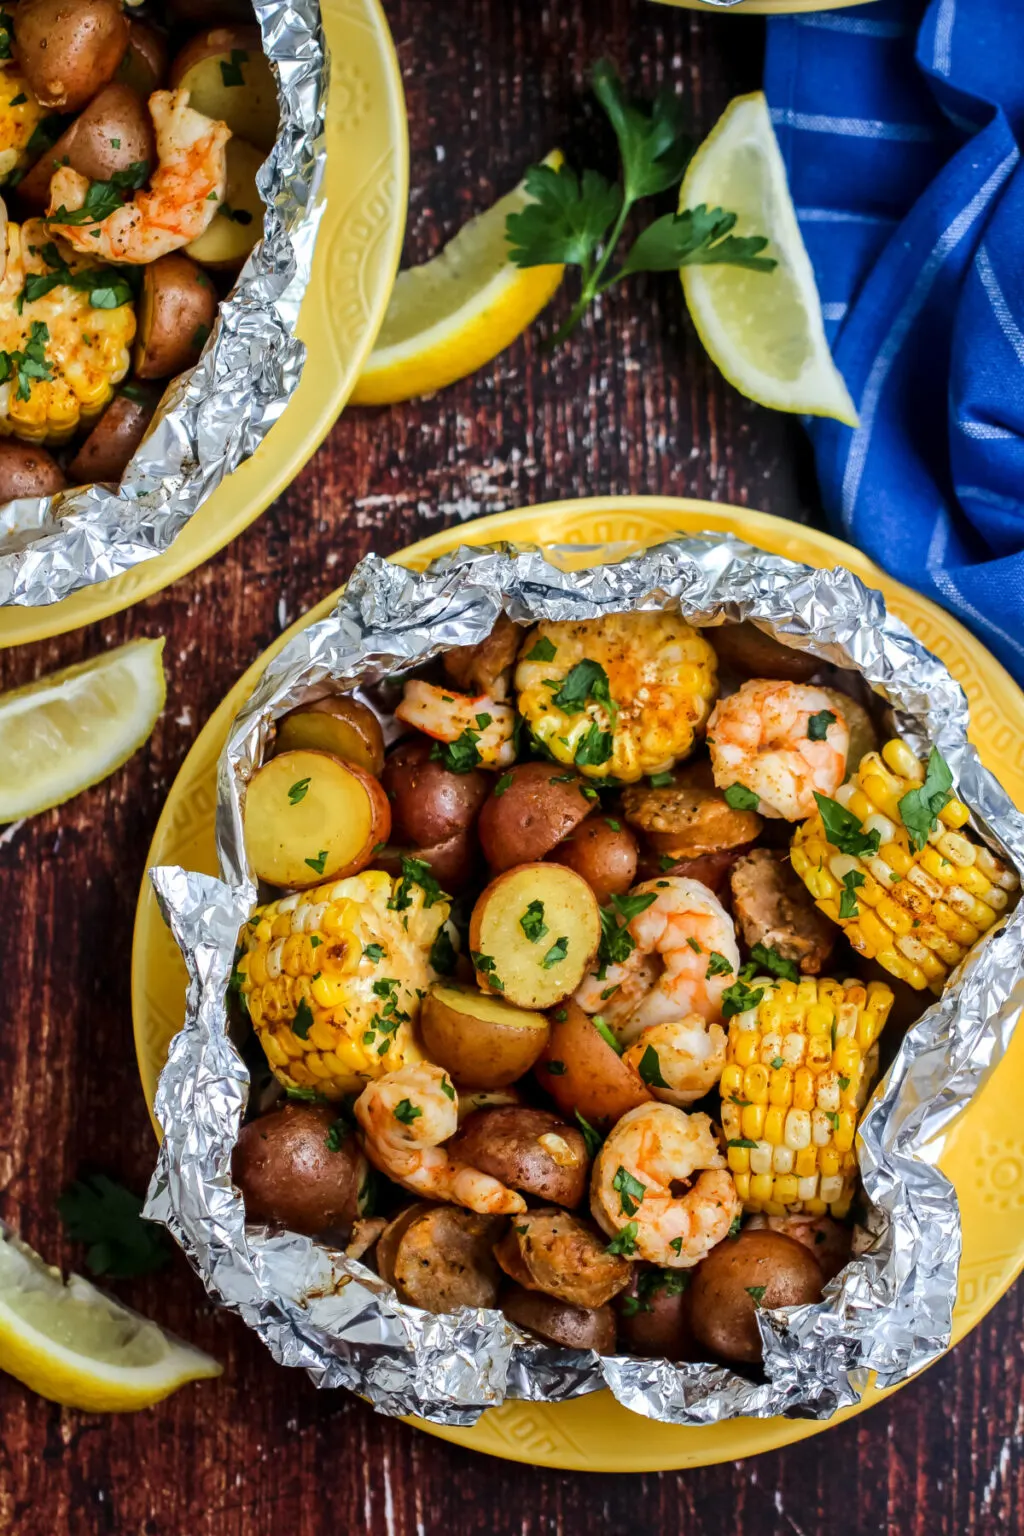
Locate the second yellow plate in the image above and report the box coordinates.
[0,0,408,649]
[132,496,1024,1471]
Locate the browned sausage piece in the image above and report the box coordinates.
[622,759,762,860]
[377,1203,506,1312]
[709,622,821,683]
[442,614,521,700]
[494,1208,631,1309]
[730,848,836,976]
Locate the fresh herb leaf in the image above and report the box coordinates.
[541,935,569,969]
[57,1175,170,1279]
[605,1220,638,1257]
[838,869,865,920]
[324,1119,349,1152]
[304,849,328,875]
[592,1015,622,1055]
[520,899,548,943]
[363,943,385,963]
[0,10,12,59]
[47,161,150,225]
[220,48,248,87]
[706,950,734,978]
[807,709,837,742]
[722,981,765,1019]
[658,854,676,872]
[745,1285,767,1305]
[0,320,53,401]
[292,998,314,1038]
[727,1137,758,1150]
[506,160,622,270]
[475,712,492,729]
[747,942,799,983]
[669,1235,683,1256]
[494,771,514,797]
[388,855,445,911]
[575,1109,602,1157]
[550,658,615,717]
[573,721,614,768]
[596,889,657,974]
[471,951,505,992]
[728,1216,742,1239]
[392,1098,422,1125]
[605,818,621,832]
[616,203,774,278]
[525,634,557,663]
[814,793,881,858]
[439,1075,455,1101]
[612,1165,646,1217]
[637,1044,669,1088]
[724,782,759,811]
[287,777,311,805]
[649,771,674,788]
[431,728,482,774]
[8,92,25,106]
[428,926,457,976]
[285,1085,320,1102]
[686,936,702,954]
[838,1075,850,1091]
[546,1059,567,1075]
[898,747,954,851]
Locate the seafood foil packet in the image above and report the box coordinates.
[146,534,1024,1426]
[0,0,326,607]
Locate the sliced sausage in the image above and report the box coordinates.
[729,848,835,975]
[622,759,763,859]
[442,614,521,700]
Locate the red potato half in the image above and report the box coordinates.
[0,439,66,499]
[468,862,600,1010]
[419,984,550,1089]
[243,749,390,889]
[477,761,593,873]
[68,390,156,484]
[17,83,156,208]
[116,20,168,96]
[133,255,219,381]
[536,999,652,1127]
[548,814,638,904]
[276,695,385,778]
[169,25,278,151]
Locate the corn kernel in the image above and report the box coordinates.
[721,1063,744,1098]
[769,1067,794,1106]
[797,1174,820,1203]
[745,1064,770,1103]
[772,1174,799,1206]
[741,1104,766,1141]
[795,1146,818,1179]
[727,1146,750,1175]
[764,1105,786,1147]
[750,1173,773,1204]
[784,1109,811,1150]
[734,1033,759,1067]
[772,1143,794,1175]
[835,1111,856,1153]
[793,1068,816,1110]
[819,1146,840,1180]
[734,1172,751,1201]
[805,1196,829,1217]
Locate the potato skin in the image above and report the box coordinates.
[615,1269,694,1359]
[169,25,278,151]
[442,614,520,698]
[689,1230,823,1365]
[133,255,218,381]
[469,862,600,1010]
[382,737,489,848]
[536,999,652,1128]
[232,1103,366,1237]
[449,1108,588,1206]
[68,391,155,484]
[494,1208,631,1308]
[708,622,820,683]
[501,1284,617,1354]
[548,814,638,904]
[375,1203,505,1313]
[243,748,391,889]
[116,19,168,96]
[419,986,549,1090]
[372,828,479,895]
[15,0,130,112]
[277,695,385,778]
[478,761,592,873]
[0,438,66,499]
[18,84,156,207]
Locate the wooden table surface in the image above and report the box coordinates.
[1,2,1022,1532]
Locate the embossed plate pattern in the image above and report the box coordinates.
[0,0,408,648]
[132,497,1024,1471]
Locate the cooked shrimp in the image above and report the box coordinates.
[354,1062,526,1215]
[707,678,849,820]
[591,1103,740,1267]
[621,1016,727,1107]
[46,90,230,263]
[395,680,516,768]
[574,877,740,1041]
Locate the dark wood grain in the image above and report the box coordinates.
[0,2,1020,1532]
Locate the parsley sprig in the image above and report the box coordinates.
[0,320,52,402]
[57,1174,170,1279]
[506,60,775,346]
[47,160,150,226]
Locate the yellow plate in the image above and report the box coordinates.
[0,0,407,650]
[132,496,1024,1471]
[653,0,874,12]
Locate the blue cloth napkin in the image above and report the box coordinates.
[764,0,1024,683]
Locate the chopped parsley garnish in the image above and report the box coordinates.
[814,793,881,858]
[392,1098,422,1125]
[721,981,765,1019]
[574,1109,602,1157]
[686,936,702,954]
[47,161,150,225]
[220,49,249,87]
[658,854,676,872]
[324,1119,349,1152]
[573,721,614,768]
[705,950,734,979]
[596,890,657,975]
[428,925,457,975]
[439,1075,455,1101]
[605,1220,638,1257]
[304,849,328,875]
[746,942,799,983]
[430,728,481,773]
[825,1110,840,1131]
[838,869,865,920]
[838,1075,850,1091]
[494,771,514,797]
[292,998,314,1039]
[669,1235,683,1256]
[388,855,445,911]
[612,1165,646,1216]
[546,1059,567,1075]
[649,771,674,788]
[471,951,505,992]
[363,943,385,963]
[728,1216,742,1239]
[519,899,548,943]
[475,712,492,729]
[592,1015,622,1055]
[724,782,760,811]
[287,777,311,805]
[771,1056,784,1070]
[605,818,621,832]
[807,709,837,742]
[898,747,954,850]
[745,1285,767,1305]
[726,1137,758,1150]
[553,1008,568,1022]
[0,320,52,401]
[541,936,569,969]
[637,1044,669,1088]
[550,658,616,720]
[525,635,557,663]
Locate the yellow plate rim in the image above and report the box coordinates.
[131,495,1024,1471]
[0,0,409,650]
[653,0,876,12]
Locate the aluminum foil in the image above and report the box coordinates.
[0,0,326,607]
[146,534,1024,1426]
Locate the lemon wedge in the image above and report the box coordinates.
[0,1226,220,1412]
[352,151,565,406]
[680,92,858,426]
[0,636,166,823]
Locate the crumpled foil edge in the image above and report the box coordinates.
[145,534,1024,1426]
[0,0,327,607]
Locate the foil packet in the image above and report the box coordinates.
[0,0,326,607]
[146,534,1024,1426]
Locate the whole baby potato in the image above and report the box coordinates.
[419,984,549,1089]
[382,736,489,848]
[232,1102,367,1236]
[276,694,385,778]
[477,761,593,873]
[501,1284,617,1354]
[116,19,168,96]
[615,1268,694,1359]
[548,813,638,904]
[449,1108,588,1206]
[689,1229,823,1365]
[15,0,130,113]
[17,84,155,207]
[0,438,66,499]
[133,254,219,381]
[67,389,156,484]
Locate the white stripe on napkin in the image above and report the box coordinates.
[933,0,957,76]
[976,246,1024,367]
[959,420,1017,441]
[927,509,1024,663]
[797,15,909,37]
[770,108,936,142]
[796,207,898,225]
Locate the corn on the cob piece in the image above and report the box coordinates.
[514,611,718,782]
[236,868,451,1100]
[721,975,894,1218]
[0,220,135,443]
[791,739,1018,993]
[0,65,47,185]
